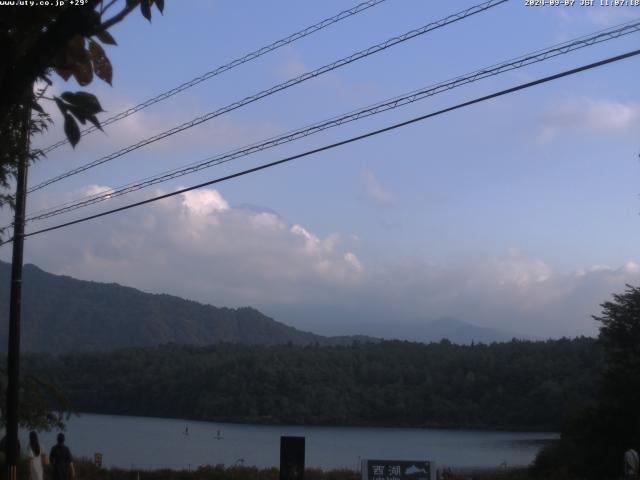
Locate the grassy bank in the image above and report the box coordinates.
[73,462,360,480]
[0,459,536,480]
[70,460,533,480]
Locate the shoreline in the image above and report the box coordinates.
[70,411,562,436]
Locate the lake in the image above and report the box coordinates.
[31,413,557,471]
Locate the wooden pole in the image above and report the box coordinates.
[5,94,31,480]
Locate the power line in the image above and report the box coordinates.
[28,0,507,194]
[6,47,638,245]
[23,19,640,223]
[40,0,390,155]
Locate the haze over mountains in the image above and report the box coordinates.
[264,305,524,344]
[0,261,524,353]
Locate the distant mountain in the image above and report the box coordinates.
[408,317,519,344]
[264,304,525,344]
[0,262,372,353]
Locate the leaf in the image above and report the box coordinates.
[71,58,93,86]
[63,113,81,147]
[87,114,103,131]
[140,0,151,21]
[65,91,104,115]
[83,9,102,34]
[126,0,139,7]
[154,0,164,13]
[54,96,67,114]
[31,101,44,115]
[67,105,87,125]
[67,34,85,53]
[66,34,92,86]
[54,67,72,82]
[95,29,117,46]
[89,40,112,85]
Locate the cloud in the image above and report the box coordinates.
[539,98,640,142]
[181,189,229,215]
[14,188,640,339]
[21,187,363,306]
[362,169,394,207]
[348,251,640,337]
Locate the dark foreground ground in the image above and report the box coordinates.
[9,459,534,480]
[73,461,531,480]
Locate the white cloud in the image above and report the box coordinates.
[344,252,363,273]
[21,187,364,306]
[362,169,394,207]
[539,98,640,142]
[351,251,640,337]
[14,187,640,339]
[624,261,640,274]
[181,189,229,216]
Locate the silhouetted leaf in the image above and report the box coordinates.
[81,9,102,35]
[60,92,74,103]
[63,91,104,115]
[154,0,164,13]
[54,97,67,113]
[54,67,72,82]
[66,35,92,86]
[75,92,104,114]
[140,0,151,21]
[71,59,93,86]
[67,105,87,125]
[87,114,103,131]
[95,29,117,46]
[31,101,44,115]
[63,113,81,147]
[89,40,112,85]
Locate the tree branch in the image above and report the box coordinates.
[100,0,119,16]
[100,3,138,31]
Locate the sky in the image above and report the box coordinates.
[3,0,640,339]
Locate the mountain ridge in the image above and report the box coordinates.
[0,261,346,353]
[0,261,519,353]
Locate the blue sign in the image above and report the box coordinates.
[362,460,433,480]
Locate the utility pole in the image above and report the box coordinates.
[5,94,31,480]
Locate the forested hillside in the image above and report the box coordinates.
[0,262,356,352]
[23,337,600,430]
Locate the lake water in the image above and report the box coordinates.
[30,413,557,471]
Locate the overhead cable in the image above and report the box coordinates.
[40,0,390,154]
[24,19,640,223]
[6,47,638,245]
[28,0,508,194]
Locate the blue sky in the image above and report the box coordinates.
[4,0,640,338]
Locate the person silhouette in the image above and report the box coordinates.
[624,448,639,480]
[28,431,44,480]
[50,433,74,480]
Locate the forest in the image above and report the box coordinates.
[21,337,600,431]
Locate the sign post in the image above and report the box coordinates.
[361,459,434,480]
[280,436,305,480]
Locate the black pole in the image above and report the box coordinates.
[5,97,31,480]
